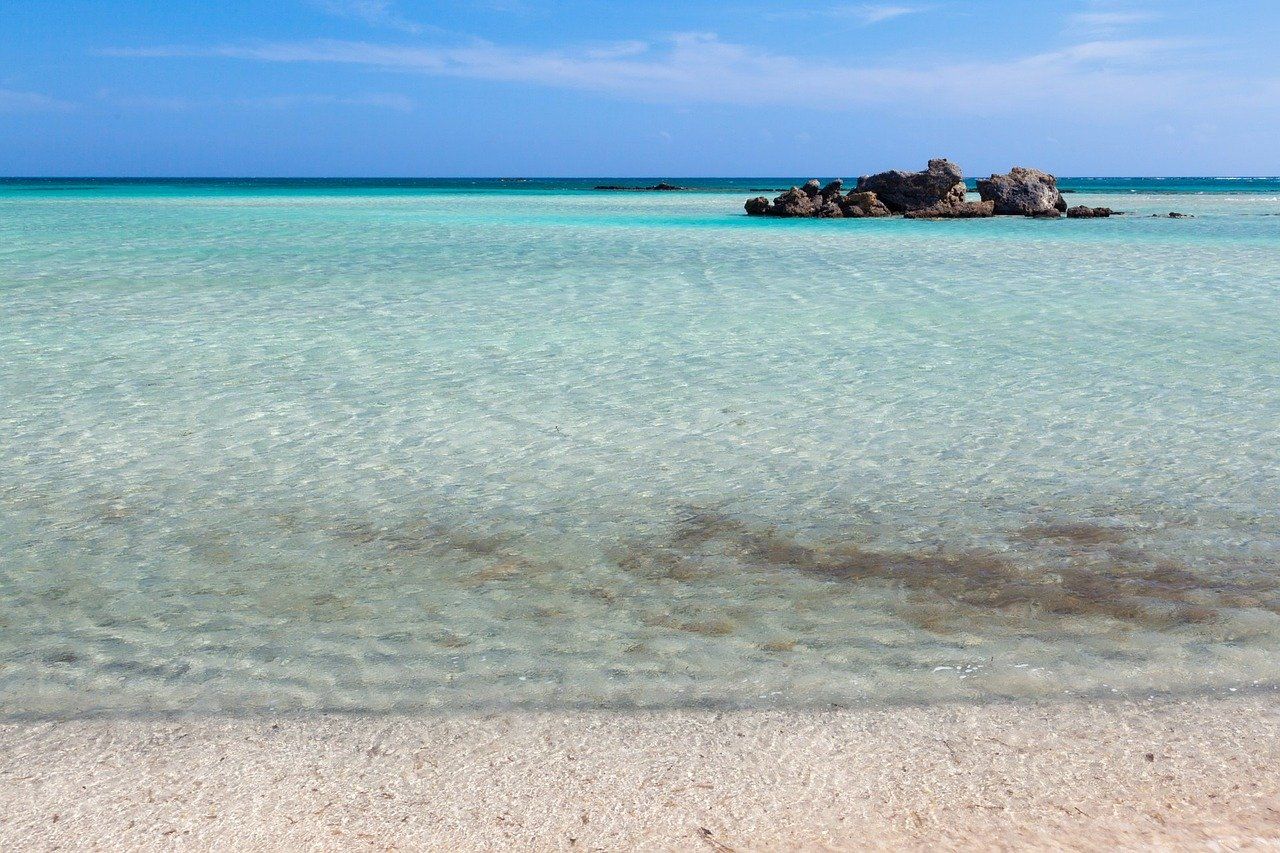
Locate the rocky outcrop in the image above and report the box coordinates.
[977,167,1067,216]
[853,159,966,213]
[842,191,892,218]
[744,179,891,218]
[1067,205,1115,218]
[903,200,995,219]
[742,160,1123,223]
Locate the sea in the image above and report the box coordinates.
[2,176,1278,716]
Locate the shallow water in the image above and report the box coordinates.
[2,179,1279,716]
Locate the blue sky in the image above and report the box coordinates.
[2,1,1278,176]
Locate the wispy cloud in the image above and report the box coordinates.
[102,33,1212,116]
[0,87,74,112]
[764,3,931,25]
[97,90,414,112]
[313,0,428,34]
[1065,0,1159,38]
[1067,10,1157,37]
[837,4,929,25]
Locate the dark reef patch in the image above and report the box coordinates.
[331,519,510,559]
[615,506,1280,634]
[1016,522,1128,546]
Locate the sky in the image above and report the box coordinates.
[2,0,1279,176]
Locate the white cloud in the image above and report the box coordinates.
[0,87,74,112]
[313,0,428,34]
[1067,10,1157,37]
[837,4,928,25]
[102,33,1209,115]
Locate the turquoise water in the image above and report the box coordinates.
[1,179,1279,716]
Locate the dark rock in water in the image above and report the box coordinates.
[854,158,966,213]
[815,200,845,218]
[842,191,891,218]
[770,186,818,217]
[594,182,687,191]
[977,167,1067,216]
[1067,205,1115,218]
[903,200,995,219]
[1028,209,1062,219]
[1168,211,1192,218]
[745,183,892,218]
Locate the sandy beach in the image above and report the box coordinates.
[2,694,1277,851]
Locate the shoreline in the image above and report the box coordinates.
[4,696,1278,850]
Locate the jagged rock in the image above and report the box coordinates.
[841,191,891,218]
[903,200,995,219]
[768,186,818,217]
[815,201,845,218]
[853,159,966,213]
[977,167,1067,215]
[745,181,887,218]
[1067,205,1115,218]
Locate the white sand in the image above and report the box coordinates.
[2,696,1278,851]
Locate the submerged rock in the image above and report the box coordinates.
[854,158,966,213]
[903,200,995,219]
[1067,205,1115,218]
[977,167,1068,216]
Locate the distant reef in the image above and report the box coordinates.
[745,160,1124,220]
[595,182,687,191]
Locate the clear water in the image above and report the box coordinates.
[1,179,1278,716]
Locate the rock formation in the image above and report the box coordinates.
[903,200,995,219]
[977,167,1068,216]
[742,160,1120,222]
[1066,205,1115,218]
[744,179,891,218]
[853,159,966,213]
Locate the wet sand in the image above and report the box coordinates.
[2,695,1278,851]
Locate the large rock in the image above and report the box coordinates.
[853,159,966,213]
[977,167,1067,216]
[903,200,995,219]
